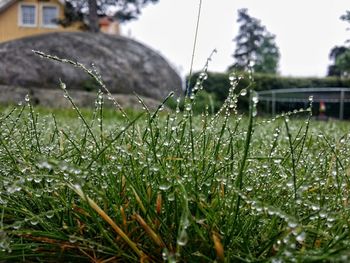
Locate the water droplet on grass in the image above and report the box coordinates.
[240,89,247,96]
[167,192,175,201]
[287,220,298,228]
[30,218,39,226]
[296,232,306,243]
[177,229,188,246]
[252,94,259,104]
[12,221,21,230]
[311,205,320,211]
[159,182,171,191]
[69,235,78,243]
[34,177,42,183]
[245,186,253,192]
[46,211,55,219]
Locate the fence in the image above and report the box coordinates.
[257,87,350,120]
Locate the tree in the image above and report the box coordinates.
[335,51,350,77]
[340,11,350,26]
[253,33,280,74]
[61,0,159,32]
[327,46,349,77]
[229,8,280,74]
[327,11,350,77]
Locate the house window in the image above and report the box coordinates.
[20,4,36,26]
[42,6,58,27]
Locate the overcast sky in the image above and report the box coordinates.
[122,0,349,78]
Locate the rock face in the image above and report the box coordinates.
[0,32,183,101]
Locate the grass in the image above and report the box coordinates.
[1,54,350,262]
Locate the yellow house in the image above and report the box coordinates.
[0,0,120,43]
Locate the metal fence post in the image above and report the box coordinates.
[272,91,276,116]
[339,89,345,120]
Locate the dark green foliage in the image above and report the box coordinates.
[230,9,280,74]
[327,11,350,77]
[81,79,99,92]
[166,91,221,114]
[61,0,159,31]
[327,46,350,77]
[59,1,85,29]
[190,71,350,105]
[253,34,280,74]
[335,50,350,77]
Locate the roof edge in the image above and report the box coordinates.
[0,0,16,13]
[0,0,66,13]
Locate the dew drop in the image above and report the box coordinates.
[287,220,298,229]
[159,182,171,191]
[245,186,253,192]
[167,192,175,201]
[177,229,188,246]
[296,232,306,243]
[252,108,257,117]
[240,89,247,96]
[12,221,21,230]
[30,218,39,226]
[46,211,55,219]
[69,235,78,243]
[34,177,42,183]
[251,91,259,104]
[311,205,320,211]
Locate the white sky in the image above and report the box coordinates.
[122,0,349,78]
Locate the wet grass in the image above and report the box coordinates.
[0,79,350,262]
[0,50,350,262]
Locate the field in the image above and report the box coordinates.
[0,79,350,263]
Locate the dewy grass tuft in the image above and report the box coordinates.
[0,51,350,261]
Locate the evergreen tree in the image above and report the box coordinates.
[327,11,350,78]
[229,9,280,74]
[327,46,349,77]
[340,10,350,32]
[253,33,280,74]
[61,0,159,32]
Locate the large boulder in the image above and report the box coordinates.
[0,32,183,101]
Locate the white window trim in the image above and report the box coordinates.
[18,3,38,28]
[40,3,59,28]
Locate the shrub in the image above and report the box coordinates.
[167,90,221,114]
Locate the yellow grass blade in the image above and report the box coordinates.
[70,184,146,258]
[134,213,166,248]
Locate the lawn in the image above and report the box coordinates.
[0,82,350,262]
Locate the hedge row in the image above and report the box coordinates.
[189,72,350,102]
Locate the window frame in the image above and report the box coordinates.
[40,3,59,28]
[18,3,37,28]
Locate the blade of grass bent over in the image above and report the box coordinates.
[69,184,146,258]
